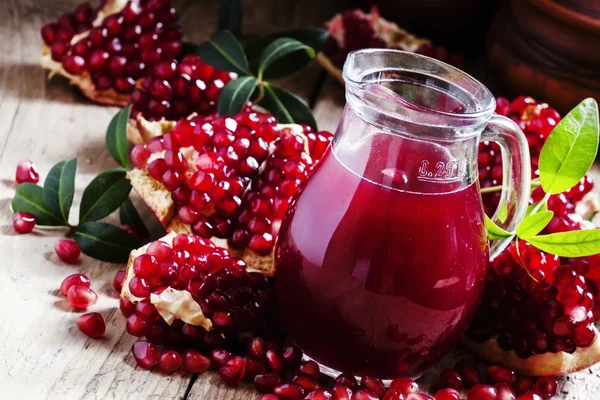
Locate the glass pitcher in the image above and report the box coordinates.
[274,49,531,379]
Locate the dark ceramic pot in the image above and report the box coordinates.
[486,0,600,113]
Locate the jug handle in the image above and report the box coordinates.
[481,115,532,259]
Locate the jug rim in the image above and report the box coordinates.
[342,49,496,130]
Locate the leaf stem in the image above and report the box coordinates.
[254,81,265,103]
[530,192,551,216]
[480,179,542,194]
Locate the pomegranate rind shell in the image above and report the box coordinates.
[461,330,600,376]
[128,168,174,228]
[128,114,178,145]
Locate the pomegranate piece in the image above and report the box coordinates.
[157,350,182,373]
[113,270,126,292]
[132,340,159,369]
[466,384,497,400]
[438,368,463,390]
[67,285,98,308]
[389,377,419,396]
[255,373,283,393]
[76,312,106,338]
[488,364,516,385]
[534,377,558,399]
[60,273,91,296]
[182,349,210,373]
[12,212,37,234]
[55,239,81,264]
[219,356,245,385]
[434,388,460,400]
[15,160,39,184]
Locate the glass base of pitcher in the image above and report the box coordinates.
[301,354,424,386]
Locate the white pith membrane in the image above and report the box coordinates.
[127,115,311,277]
[317,7,430,84]
[40,0,133,106]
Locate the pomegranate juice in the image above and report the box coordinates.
[274,138,489,378]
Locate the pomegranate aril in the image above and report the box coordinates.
[55,239,81,264]
[77,312,105,338]
[182,349,211,373]
[332,384,354,400]
[454,359,481,388]
[12,212,37,234]
[298,360,320,380]
[389,377,418,396]
[434,389,460,400]
[466,384,497,400]
[245,356,266,377]
[51,41,70,61]
[534,377,558,399]
[15,160,39,184]
[292,374,320,392]
[305,389,333,400]
[157,350,182,373]
[120,297,136,317]
[351,389,379,400]
[439,368,463,390]
[260,395,279,400]
[250,337,266,358]
[132,340,159,369]
[135,299,160,322]
[67,285,97,308]
[220,356,245,385]
[360,376,385,398]
[273,383,305,400]
[516,393,542,400]
[61,273,91,296]
[126,313,150,337]
[129,276,151,298]
[255,373,283,393]
[488,364,516,385]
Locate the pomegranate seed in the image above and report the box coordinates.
[331,384,353,400]
[282,345,302,370]
[534,377,558,399]
[126,313,149,337]
[15,160,39,183]
[157,350,182,373]
[135,299,160,322]
[113,270,126,292]
[120,297,136,317]
[129,276,151,298]
[389,377,418,395]
[63,55,86,75]
[274,383,305,400]
[60,273,91,296]
[434,388,460,400]
[351,389,379,400]
[360,376,385,398]
[516,392,542,400]
[12,212,37,234]
[133,254,159,278]
[260,395,279,400]
[67,285,97,308]
[250,337,266,358]
[77,312,105,338]
[131,144,152,169]
[255,373,282,393]
[292,374,320,392]
[220,356,245,385]
[245,356,266,377]
[299,360,320,380]
[406,395,433,400]
[51,41,70,61]
[515,376,535,396]
[488,364,516,385]
[265,350,283,373]
[454,359,481,388]
[439,368,463,390]
[466,384,497,400]
[305,389,333,400]
[132,340,159,369]
[495,383,516,400]
[182,349,210,373]
[210,348,233,367]
[55,239,81,264]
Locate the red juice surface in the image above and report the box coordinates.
[274,135,489,378]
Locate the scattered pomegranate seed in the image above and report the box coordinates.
[15,160,39,184]
[260,395,279,400]
[274,383,305,400]
[335,372,359,391]
[466,384,497,400]
[77,312,105,338]
[438,368,463,390]
[12,212,37,234]
[250,337,266,359]
[389,377,419,396]
[406,394,433,400]
[360,376,385,398]
[292,374,320,392]
[299,360,320,380]
[332,384,354,400]
[305,389,333,400]
[255,373,282,393]
[220,356,245,385]
[454,359,481,388]
[515,376,535,396]
[282,345,302,370]
[113,270,126,292]
[60,273,91,296]
[132,340,159,369]
[67,285,97,308]
[55,239,81,264]
[488,364,516,385]
[434,388,460,400]
[182,349,210,373]
[516,392,543,400]
[157,350,182,373]
[534,377,558,399]
[495,383,516,400]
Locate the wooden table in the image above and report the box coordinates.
[1,0,599,398]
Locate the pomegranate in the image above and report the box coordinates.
[128,109,333,275]
[55,239,81,264]
[319,6,462,84]
[77,312,106,337]
[12,212,37,234]
[15,160,39,184]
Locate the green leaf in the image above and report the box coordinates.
[75,221,140,263]
[497,201,508,224]
[528,229,600,257]
[246,27,329,72]
[218,0,243,37]
[257,38,315,80]
[260,83,317,130]
[119,198,149,238]
[485,214,513,241]
[12,183,64,226]
[516,210,554,239]
[106,105,131,168]
[43,158,77,224]
[196,30,251,75]
[218,77,258,116]
[539,98,599,194]
[526,201,548,216]
[79,168,132,223]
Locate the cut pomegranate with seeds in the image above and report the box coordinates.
[132,340,159,369]
[434,388,460,400]
[389,377,418,396]
[255,373,283,393]
[113,270,126,292]
[61,273,91,296]
[534,377,558,399]
[67,285,98,308]
[220,356,245,385]
[55,239,81,264]
[15,160,39,184]
[77,312,106,338]
[465,384,497,400]
[182,349,210,373]
[157,350,182,373]
[438,368,463,390]
[12,212,37,234]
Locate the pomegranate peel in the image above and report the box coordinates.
[127,114,177,145]
[462,331,600,376]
